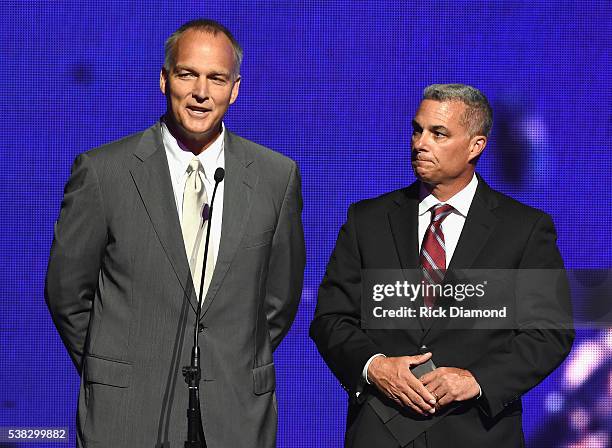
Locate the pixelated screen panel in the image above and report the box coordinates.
[0,1,610,447]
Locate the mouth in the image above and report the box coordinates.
[411,152,434,163]
[186,106,211,116]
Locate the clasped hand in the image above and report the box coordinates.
[367,353,480,415]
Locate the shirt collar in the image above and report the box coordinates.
[161,120,225,181]
[418,174,478,217]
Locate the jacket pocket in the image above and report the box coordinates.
[81,355,132,444]
[252,362,276,395]
[84,354,132,388]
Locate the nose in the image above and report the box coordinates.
[192,78,209,102]
[412,132,428,151]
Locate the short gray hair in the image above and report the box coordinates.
[163,19,243,78]
[423,84,493,137]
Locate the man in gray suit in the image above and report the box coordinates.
[45,19,305,448]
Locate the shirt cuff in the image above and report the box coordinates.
[363,353,386,384]
[477,384,482,399]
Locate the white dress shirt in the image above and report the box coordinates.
[363,174,479,384]
[417,174,478,258]
[161,121,225,279]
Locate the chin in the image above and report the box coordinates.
[417,173,443,187]
[182,121,215,136]
[414,169,431,181]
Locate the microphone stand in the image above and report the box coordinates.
[183,168,225,448]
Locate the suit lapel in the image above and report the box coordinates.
[423,177,500,340]
[199,131,257,318]
[387,183,426,336]
[447,178,499,271]
[129,123,196,311]
[388,183,420,270]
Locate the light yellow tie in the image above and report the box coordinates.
[182,158,214,305]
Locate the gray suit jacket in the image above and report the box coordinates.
[45,122,305,447]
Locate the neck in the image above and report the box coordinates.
[423,173,474,202]
[164,117,222,155]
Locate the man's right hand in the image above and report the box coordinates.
[367,353,437,415]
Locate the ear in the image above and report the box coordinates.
[467,135,487,163]
[229,76,241,105]
[160,68,168,95]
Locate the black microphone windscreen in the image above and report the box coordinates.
[214,167,225,182]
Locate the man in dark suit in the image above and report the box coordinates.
[45,19,305,447]
[310,84,573,447]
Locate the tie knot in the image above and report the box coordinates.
[187,158,202,174]
[431,204,454,223]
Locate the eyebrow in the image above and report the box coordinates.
[173,65,196,73]
[411,120,448,130]
[174,65,231,77]
[431,125,449,133]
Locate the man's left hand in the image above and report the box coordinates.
[419,367,480,408]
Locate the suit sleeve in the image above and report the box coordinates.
[468,212,574,418]
[45,153,108,373]
[309,204,383,395]
[264,162,306,351]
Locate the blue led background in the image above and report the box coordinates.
[1,1,610,447]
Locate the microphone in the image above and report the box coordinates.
[183,166,225,448]
[200,165,223,224]
[214,167,225,183]
[197,167,224,309]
